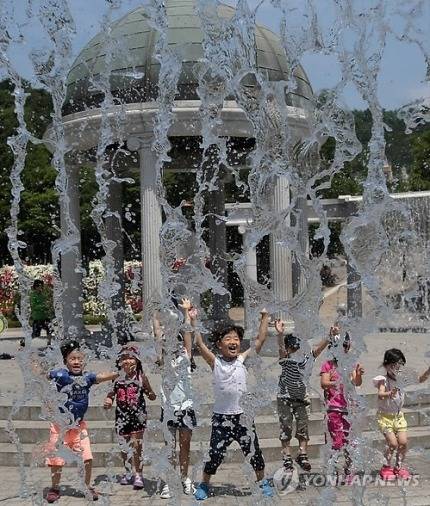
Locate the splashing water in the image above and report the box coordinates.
[0,0,429,504]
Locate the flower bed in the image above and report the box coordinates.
[0,261,143,321]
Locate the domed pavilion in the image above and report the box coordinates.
[46,0,314,339]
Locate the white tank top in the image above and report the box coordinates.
[213,355,247,415]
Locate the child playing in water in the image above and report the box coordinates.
[45,340,119,503]
[193,306,274,500]
[373,348,430,480]
[153,300,197,498]
[320,329,364,480]
[275,320,331,473]
[104,344,156,489]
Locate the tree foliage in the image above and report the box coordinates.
[0,78,429,264]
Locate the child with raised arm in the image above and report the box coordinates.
[320,330,364,481]
[275,320,330,473]
[373,348,430,481]
[193,307,274,501]
[45,340,119,503]
[153,301,197,499]
[104,344,156,490]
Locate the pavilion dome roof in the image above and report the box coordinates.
[65,0,313,114]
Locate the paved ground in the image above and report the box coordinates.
[2,455,430,505]
[2,277,430,504]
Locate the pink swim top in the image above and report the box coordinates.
[320,360,348,412]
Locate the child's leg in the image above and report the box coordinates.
[178,428,192,479]
[84,459,92,488]
[382,431,398,467]
[50,465,62,489]
[45,423,65,487]
[165,426,177,468]
[343,448,352,473]
[396,431,408,468]
[277,398,293,459]
[75,422,94,489]
[201,415,233,484]
[294,402,310,454]
[234,418,265,481]
[131,433,144,474]
[119,435,133,473]
[294,402,311,472]
[45,320,52,346]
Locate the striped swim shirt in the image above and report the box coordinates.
[278,352,315,400]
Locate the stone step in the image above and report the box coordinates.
[1,407,429,445]
[1,425,430,467]
[2,389,430,421]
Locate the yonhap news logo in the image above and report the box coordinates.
[274,469,420,494]
[303,473,420,488]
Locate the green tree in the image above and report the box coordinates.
[408,129,430,190]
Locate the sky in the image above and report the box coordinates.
[2,0,429,111]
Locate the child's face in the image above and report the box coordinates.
[286,345,299,356]
[65,350,85,375]
[119,354,137,375]
[218,330,241,359]
[386,361,404,378]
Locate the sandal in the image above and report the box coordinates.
[86,487,99,501]
[133,474,144,490]
[46,488,60,503]
[283,455,294,471]
[296,452,312,471]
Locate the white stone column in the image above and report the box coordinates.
[105,175,127,343]
[60,164,85,339]
[239,225,257,333]
[244,232,257,283]
[292,196,309,296]
[139,137,162,320]
[206,165,229,326]
[270,175,292,318]
[346,258,362,318]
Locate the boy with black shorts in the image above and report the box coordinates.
[193,307,274,500]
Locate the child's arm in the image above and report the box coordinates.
[312,327,333,358]
[186,301,215,370]
[179,298,193,358]
[242,309,270,359]
[351,363,364,386]
[141,372,157,400]
[96,371,119,384]
[418,366,430,383]
[254,309,270,354]
[103,389,115,409]
[275,319,287,359]
[377,382,397,399]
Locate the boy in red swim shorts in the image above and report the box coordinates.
[44,340,118,503]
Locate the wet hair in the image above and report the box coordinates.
[33,279,44,290]
[284,334,301,350]
[382,348,406,367]
[213,325,244,344]
[60,340,81,363]
[116,345,143,379]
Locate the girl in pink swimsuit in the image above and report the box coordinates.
[320,330,364,481]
